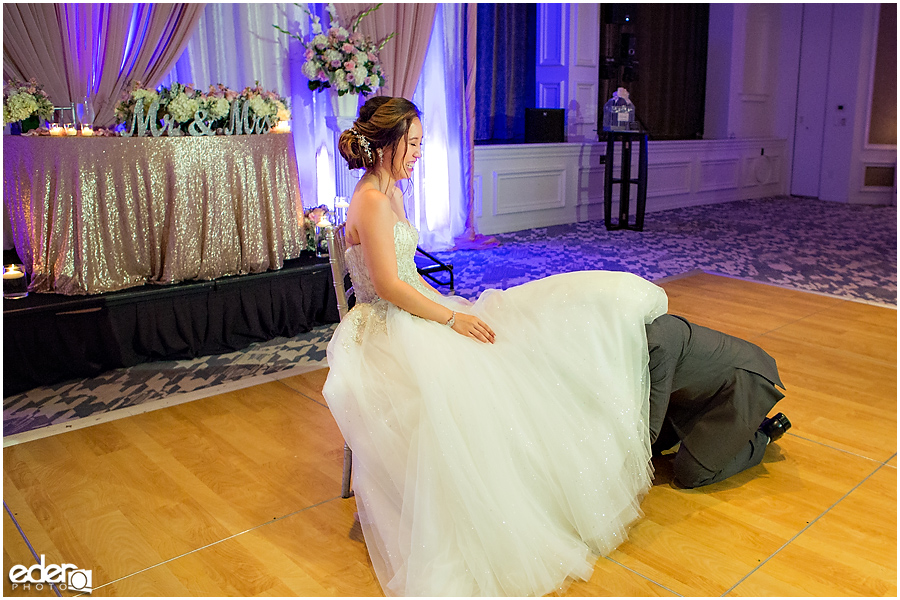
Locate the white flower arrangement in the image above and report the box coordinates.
[275,3,394,97]
[116,81,291,136]
[3,79,55,125]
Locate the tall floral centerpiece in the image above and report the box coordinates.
[3,79,54,134]
[275,3,394,119]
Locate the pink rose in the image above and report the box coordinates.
[331,59,342,68]
[344,60,356,71]
[342,43,354,53]
[224,90,238,101]
[305,48,314,60]
[368,52,377,62]
[346,72,356,83]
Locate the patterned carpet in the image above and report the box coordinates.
[4,196,896,439]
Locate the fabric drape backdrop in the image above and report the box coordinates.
[335,3,436,100]
[3,3,204,127]
[409,4,466,250]
[3,4,70,103]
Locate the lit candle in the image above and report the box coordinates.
[80,125,94,136]
[49,124,64,136]
[3,264,28,299]
[64,124,77,136]
[3,265,23,280]
[273,120,291,133]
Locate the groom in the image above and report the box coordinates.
[645,314,791,488]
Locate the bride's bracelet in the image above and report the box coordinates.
[444,311,456,328]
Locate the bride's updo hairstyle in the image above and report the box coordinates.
[338,96,421,173]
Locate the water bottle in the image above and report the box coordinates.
[602,87,635,131]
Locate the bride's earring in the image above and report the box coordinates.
[377,147,384,162]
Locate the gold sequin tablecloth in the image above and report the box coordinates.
[3,134,305,295]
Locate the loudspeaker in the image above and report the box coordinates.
[603,4,636,25]
[619,33,637,63]
[525,108,565,143]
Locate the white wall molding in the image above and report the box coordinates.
[474,139,788,235]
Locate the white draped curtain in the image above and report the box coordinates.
[410,4,469,250]
[3,3,204,126]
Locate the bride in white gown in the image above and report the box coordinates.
[322,97,668,596]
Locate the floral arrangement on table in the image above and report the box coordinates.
[275,3,394,97]
[115,81,291,137]
[3,79,55,131]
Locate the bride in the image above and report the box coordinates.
[322,96,668,596]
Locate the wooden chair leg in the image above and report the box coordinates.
[341,443,353,498]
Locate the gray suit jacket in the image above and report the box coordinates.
[645,314,785,471]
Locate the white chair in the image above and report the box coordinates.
[325,223,354,498]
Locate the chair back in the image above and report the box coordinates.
[325,221,357,499]
[325,223,354,320]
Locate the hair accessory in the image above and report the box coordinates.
[351,128,373,163]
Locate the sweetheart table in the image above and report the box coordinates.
[3,134,306,295]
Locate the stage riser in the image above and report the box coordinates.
[4,265,339,397]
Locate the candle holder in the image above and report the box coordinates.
[3,263,28,299]
[333,196,350,225]
[314,221,331,258]
[64,124,77,136]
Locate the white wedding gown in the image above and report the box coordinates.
[323,221,668,596]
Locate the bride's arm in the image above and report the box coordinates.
[355,191,494,343]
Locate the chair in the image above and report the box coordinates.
[325,223,355,498]
[415,246,455,294]
[324,225,456,499]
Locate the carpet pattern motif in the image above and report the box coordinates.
[4,196,895,437]
[432,196,897,306]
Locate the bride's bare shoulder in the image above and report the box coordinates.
[352,187,393,219]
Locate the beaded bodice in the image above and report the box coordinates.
[345,221,431,304]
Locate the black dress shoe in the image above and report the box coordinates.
[759,412,791,443]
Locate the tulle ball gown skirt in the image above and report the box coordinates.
[324,270,668,596]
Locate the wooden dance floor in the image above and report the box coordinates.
[4,273,896,596]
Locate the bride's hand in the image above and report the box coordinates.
[451,312,495,344]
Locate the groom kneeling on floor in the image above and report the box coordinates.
[646,314,792,488]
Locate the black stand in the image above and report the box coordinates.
[604,130,648,231]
